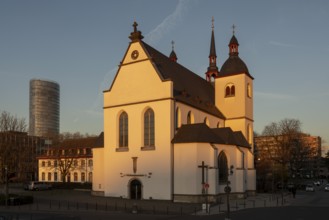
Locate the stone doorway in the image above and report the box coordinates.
[130,179,142,200]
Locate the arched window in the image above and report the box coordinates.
[218,151,228,183]
[225,84,235,97]
[247,83,252,98]
[248,124,252,144]
[225,86,230,97]
[204,117,209,126]
[231,85,235,96]
[175,107,181,129]
[119,111,128,147]
[81,172,85,182]
[187,111,194,124]
[187,111,191,124]
[144,108,155,146]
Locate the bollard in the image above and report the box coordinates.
[132,203,138,214]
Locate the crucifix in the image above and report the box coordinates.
[198,161,208,184]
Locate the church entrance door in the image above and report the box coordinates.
[130,179,142,200]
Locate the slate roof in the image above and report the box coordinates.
[218,35,254,79]
[142,42,225,119]
[172,123,251,149]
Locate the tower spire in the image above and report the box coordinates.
[229,24,239,56]
[205,17,219,82]
[169,40,178,62]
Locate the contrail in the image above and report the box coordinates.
[87,0,194,117]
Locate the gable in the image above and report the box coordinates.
[104,41,173,107]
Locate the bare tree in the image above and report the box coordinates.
[0,111,27,132]
[261,118,317,186]
[0,111,30,182]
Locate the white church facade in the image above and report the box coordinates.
[92,21,256,203]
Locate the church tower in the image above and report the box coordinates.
[205,17,219,82]
[215,25,254,147]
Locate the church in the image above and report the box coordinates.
[92,20,256,203]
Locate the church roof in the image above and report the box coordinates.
[219,55,252,79]
[142,42,225,119]
[218,34,254,79]
[172,123,224,144]
[172,123,251,149]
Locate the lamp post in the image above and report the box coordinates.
[224,165,234,220]
[4,166,8,207]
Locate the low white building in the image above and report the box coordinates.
[37,135,102,183]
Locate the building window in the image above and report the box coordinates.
[88,172,92,182]
[73,160,78,166]
[218,151,228,183]
[187,111,194,124]
[42,172,45,181]
[175,107,181,130]
[81,160,86,168]
[119,112,128,147]
[54,172,58,182]
[81,172,85,182]
[74,172,78,182]
[225,84,235,97]
[247,83,252,98]
[204,117,209,126]
[88,159,93,167]
[42,161,45,167]
[48,172,51,181]
[144,108,155,146]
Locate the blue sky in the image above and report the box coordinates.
[1,0,328,151]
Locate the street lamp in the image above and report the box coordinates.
[4,166,8,207]
[224,165,234,220]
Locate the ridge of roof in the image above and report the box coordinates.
[141,42,225,119]
[172,123,250,148]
